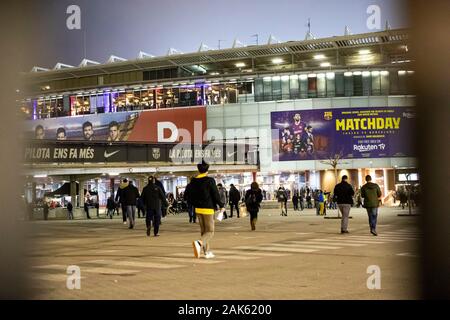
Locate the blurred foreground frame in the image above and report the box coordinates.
[411,0,450,299]
[0,0,449,300]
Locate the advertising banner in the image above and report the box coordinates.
[24,107,206,144]
[24,141,256,165]
[271,107,416,161]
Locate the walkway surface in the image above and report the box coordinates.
[24,206,421,299]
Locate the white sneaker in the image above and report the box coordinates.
[123,221,127,225]
[204,251,215,259]
[193,240,202,259]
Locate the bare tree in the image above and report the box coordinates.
[320,153,349,217]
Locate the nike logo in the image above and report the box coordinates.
[227,151,237,158]
[104,150,120,158]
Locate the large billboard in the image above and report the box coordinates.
[24,107,206,144]
[271,107,416,161]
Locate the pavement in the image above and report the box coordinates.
[24,206,422,300]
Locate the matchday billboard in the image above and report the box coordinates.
[271,107,416,161]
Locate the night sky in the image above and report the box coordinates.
[23,0,408,71]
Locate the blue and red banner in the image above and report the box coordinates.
[271,107,416,161]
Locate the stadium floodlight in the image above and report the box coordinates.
[54,62,74,70]
[79,59,100,67]
[314,54,326,60]
[232,38,246,48]
[344,72,353,77]
[31,66,50,72]
[107,55,127,63]
[359,49,371,55]
[235,62,246,68]
[33,174,47,178]
[320,62,331,67]
[138,51,155,59]
[353,71,362,76]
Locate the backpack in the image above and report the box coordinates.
[245,192,258,209]
[278,190,286,201]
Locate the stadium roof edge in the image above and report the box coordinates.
[23,28,410,78]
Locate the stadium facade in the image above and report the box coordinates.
[19,28,418,207]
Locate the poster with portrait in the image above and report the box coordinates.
[271,107,416,161]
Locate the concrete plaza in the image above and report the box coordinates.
[24,206,421,299]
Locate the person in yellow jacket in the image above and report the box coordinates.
[189,160,225,259]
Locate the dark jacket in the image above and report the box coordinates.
[361,182,382,208]
[155,179,167,208]
[189,174,224,214]
[229,186,241,204]
[333,181,355,205]
[276,189,287,202]
[245,188,263,212]
[115,181,129,204]
[141,182,167,211]
[67,202,73,211]
[106,198,115,210]
[122,183,140,206]
[184,182,192,205]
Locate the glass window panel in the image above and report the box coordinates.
[380,72,390,95]
[289,75,299,99]
[299,76,308,99]
[255,79,263,102]
[317,75,326,98]
[344,75,354,96]
[353,75,363,96]
[281,76,290,100]
[362,73,371,96]
[307,77,317,98]
[326,75,335,97]
[272,77,282,100]
[263,78,272,101]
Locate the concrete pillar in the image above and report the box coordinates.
[70,176,77,207]
[78,179,84,208]
[383,168,389,197]
[31,182,37,204]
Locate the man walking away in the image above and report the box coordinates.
[84,201,91,219]
[217,184,228,220]
[245,182,263,231]
[136,196,145,218]
[292,192,299,211]
[141,176,168,237]
[190,160,224,259]
[115,178,129,224]
[106,196,115,219]
[184,177,196,223]
[228,184,240,218]
[123,180,140,229]
[277,187,288,216]
[318,190,325,216]
[154,177,167,218]
[361,175,382,236]
[333,175,355,234]
[67,202,73,220]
